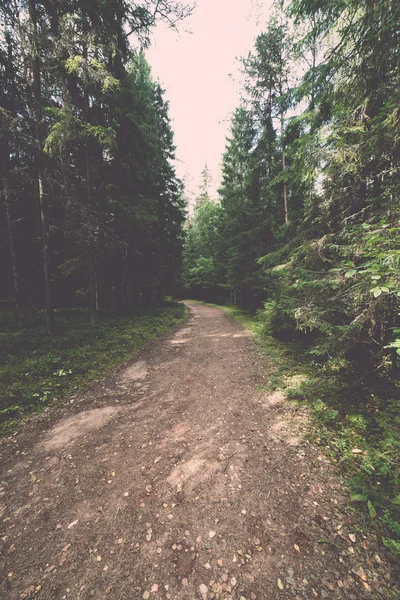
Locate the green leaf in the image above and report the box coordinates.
[350,493,367,503]
[345,269,357,278]
[317,538,332,544]
[381,286,390,293]
[371,287,382,298]
[371,275,381,280]
[391,495,400,506]
[368,500,377,519]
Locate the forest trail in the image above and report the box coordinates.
[0,303,394,600]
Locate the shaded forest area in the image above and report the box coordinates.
[183,0,400,556]
[0,0,192,329]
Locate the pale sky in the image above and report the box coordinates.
[146,0,273,203]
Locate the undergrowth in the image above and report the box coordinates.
[211,302,400,559]
[0,302,187,436]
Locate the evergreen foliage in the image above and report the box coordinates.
[183,0,400,371]
[0,0,192,328]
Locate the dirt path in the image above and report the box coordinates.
[0,303,396,600]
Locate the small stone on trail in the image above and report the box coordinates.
[67,519,78,529]
[199,583,208,597]
[151,584,158,592]
[143,592,150,600]
[209,531,216,539]
[20,585,35,599]
[362,582,370,591]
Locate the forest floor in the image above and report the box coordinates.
[0,302,398,600]
[0,304,186,436]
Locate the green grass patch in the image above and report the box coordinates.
[0,303,187,436]
[195,300,400,558]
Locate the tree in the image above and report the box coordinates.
[183,198,222,297]
[0,0,193,325]
[199,163,212,200]
[243,18,293,223]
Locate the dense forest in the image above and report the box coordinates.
[184,0,400,375]
[0,0,192,331]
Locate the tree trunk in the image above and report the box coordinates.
[86,151,97,325]
[3,176,20,308]
[82,34,98,325]
[281,107,288,224]
[85,145,97,325]
[28,0,54,332]
[38,172,54,331]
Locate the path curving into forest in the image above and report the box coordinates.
[0,303,395,600]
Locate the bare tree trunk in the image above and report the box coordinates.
[85,145,97,325]
[82,34,98,325]
[28,0,54,332]
[3,176,20,308]
[38,173,53,331]
[281,107,288,224]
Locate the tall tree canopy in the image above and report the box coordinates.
[0,0,192,330]
[183,0,400,368]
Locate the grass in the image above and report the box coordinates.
[191,301,400,559]
[0,302,187,436]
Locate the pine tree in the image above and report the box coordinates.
[0,0,192,323]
